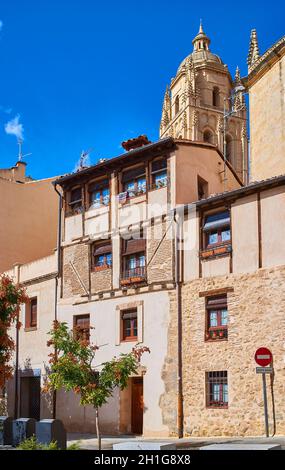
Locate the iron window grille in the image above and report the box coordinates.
[206,371,228,408]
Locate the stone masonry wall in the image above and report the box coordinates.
[62,244,89,298]
[147,221,174,284]
[91,267,112,293]
[161,265,285,437]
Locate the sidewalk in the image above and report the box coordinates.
[67,433,285,450]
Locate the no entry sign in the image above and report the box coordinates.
[255,347,272,367]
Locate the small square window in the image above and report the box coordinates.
[203,210,231,249]
[25,297,37,329]
[205,295,228,341]
[74,314,90,343]
[121,309,138,342]
[206,371,228,408]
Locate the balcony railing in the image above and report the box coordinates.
[121,266,146,285]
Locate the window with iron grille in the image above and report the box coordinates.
[74,314,90,343]
[25,297,37,329]
[203,210,231,248]
[205,295,228,341]
[206,371,228,408]
[92,240,112,271]
[151,158,167,189]
[121,309,138,341]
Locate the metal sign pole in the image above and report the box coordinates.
[262,372,269,437]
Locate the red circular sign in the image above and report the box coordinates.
[255,347,272,367]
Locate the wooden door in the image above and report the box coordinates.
[131,377,143,434]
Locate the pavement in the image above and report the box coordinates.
[67,433,285,450]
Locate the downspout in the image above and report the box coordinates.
[52,183,63,419]
[13,264,21,419]
[175,208,184,438]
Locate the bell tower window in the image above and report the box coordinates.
[203,130,214,144]
[213,87,220,107]
[175,95,180,115]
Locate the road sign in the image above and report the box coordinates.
[254,347,272,367]
[256,367,273,374]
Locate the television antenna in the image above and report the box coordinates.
[17,139,32,162]
[78,147,93,170]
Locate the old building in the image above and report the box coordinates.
[0,160,58,272]
[159,23,248,184]
[177,175,285,436]
[246,30,285,181]
[3,24,285,439]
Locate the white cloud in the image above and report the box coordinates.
[5,114,24,141]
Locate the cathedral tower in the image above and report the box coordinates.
[160,22,248,183]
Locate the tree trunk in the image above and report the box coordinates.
[95,407,101,450]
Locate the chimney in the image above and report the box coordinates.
[121,135,151,152]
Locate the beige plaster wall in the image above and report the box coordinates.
[0,176,58,272]
[249,54,285,181]
[57,290,172,435]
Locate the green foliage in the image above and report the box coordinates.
[45,321,149,410]
[67,441,81,450]
[17,435,59,450]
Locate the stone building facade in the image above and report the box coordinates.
[159,23,248,184]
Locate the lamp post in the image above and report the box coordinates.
[223,85,247,191]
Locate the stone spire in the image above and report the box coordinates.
[247,29,260,70]
[192,20,211,52]
[160,85,171,130]
[234,66,241,85]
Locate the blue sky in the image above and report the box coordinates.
[0,0,284,179]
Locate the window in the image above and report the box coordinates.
[212,87,220,107]
[89,179,110,208]
[175,95,180,115]
[206,371,228,408]
[203,210,231,248]
[122,166,146,198]
[121,309,138,341]
[203,130,214,144]
[205,295,228,340]
[197,176,208,200]
[74,314,90,342]
[92,240,112,271]
[121,235,146,284]
[25,297,37,329]
[68,187,83,214]
[151,159,167,189]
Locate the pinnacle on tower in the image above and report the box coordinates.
[235,66,241,85]
[247,29,260,69]
[192,21,211,52]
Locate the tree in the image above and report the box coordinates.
[0,275,27,390]
[44,321,150,449]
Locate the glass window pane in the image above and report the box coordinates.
[96,255,105,266]
[223,384,228,403]
[208,232,218,245]
[209,311,218,327]
[106,253,112,266]
[102,188,110,204]
[213,384,220,401]
[128,256,136,270]
[221,229,231,242]
[221,309,228,326]
[139,255,146,267]
[155,171,167,188]
[137,177,146,192]
[91,191,101,207]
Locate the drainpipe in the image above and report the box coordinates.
[175,208,183,438]
[13,263,21,419]
[52,183,63,419]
